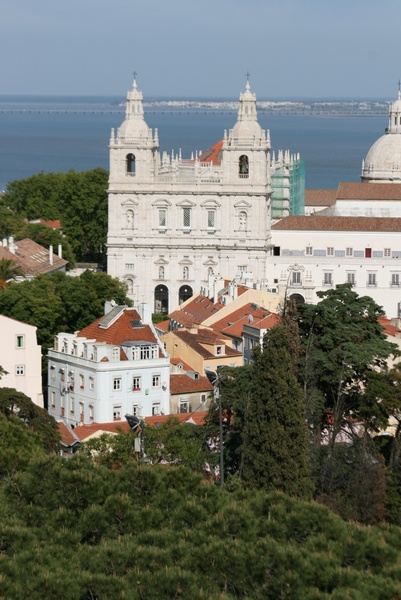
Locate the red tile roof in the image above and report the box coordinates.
[169,294,224,327]
[155,319,170,333]
[199,140,223,165]
[0,238,68,275]
[58,412,209,444]
[336,182,401,201]
[211,302,272,336]
[77,308,159,347]
[378,316,401,337]
[170,373,213,394]
[272,215,401,232]
[304,189,337,206]
[172,329,242,359]
[40,219,62,229]
[170,357,196,371]
[248,313,282,331]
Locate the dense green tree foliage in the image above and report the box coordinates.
[241,325,312,499]
[298,284,400,444]
[1,168,109,262]
[0,388,60,454]
[0,271,130,356]
[0,258,24,288]
[1,448,401,599]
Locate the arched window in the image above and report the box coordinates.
[208,267,214,277]
[126,153,136,174]
[154,285,169,314]
[126,278,134,294]
[239,211,248,230]
[179,285,193,305]
[239,155,249,177]
[183,266,189,280]
[126,209,134,229]
[158,266,165,280]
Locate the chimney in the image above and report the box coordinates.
[49,244,53,265]
[8,236,16,254]
[104,299,116,315]
[58,244,62,258]
[138,302,152,324]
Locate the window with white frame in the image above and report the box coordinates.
[112,346,120,361]
[158,266,165,280]
[51,391,56,407]
[159,208,167,228]
[113,406,122,421]
[347,272,356,285]
[238,265,247,274]
[346,247,353,257]
[70,397,75,413]
[207,210,215,228]
[183,207,191,228]
[133,376,141,391]
[368,273,377,287]
[238,211,247,230]
[132,404,139,417]
[183,266,189,280]
[152,404,160,415]
[179,399,190,413]
[305,246,313,255]
[384,248,391,257]
[79,402,84,422]
[89,377,94,391]
[125,263,135,270]
[152,374,160,388]
[15,365,25,376]
[79,374,84,389]
[16,335,25,349]
[327,247,334,256]
[391,273,400,287]
[292,271,301,285]
[89,404,94,420]
[323,272,333,285]
[113,377,122,391]
[200,393,207,403]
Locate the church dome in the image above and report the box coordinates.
[118,77,152,141]
[361,88,401,182]
[231,79,263,142]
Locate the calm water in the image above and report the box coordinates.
[0,96,386,191]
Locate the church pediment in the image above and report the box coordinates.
[200,199,221,208]
[234,199,252,209]
[203,259,218,267]
[152,198,172,207]
[177,199,196,208]
[179,258,194,266]
[154,257,169,265]
[121,198,138,208]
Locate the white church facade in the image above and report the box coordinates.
[107,77,302,314]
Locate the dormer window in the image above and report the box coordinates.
[112,347,120,362]
[239,155,249,177]
[216,345,223,355]
[126,153,136,174]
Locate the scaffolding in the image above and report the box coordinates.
[271,157,305,221]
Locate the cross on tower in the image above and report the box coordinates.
[132,70,137,81]
[246,71,251,84]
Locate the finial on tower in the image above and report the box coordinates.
[132,70,138,89]
[398,79,401,100]
[245,71,251,90]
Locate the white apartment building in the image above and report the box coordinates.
[0,315,43,407]
[47,305,170,425]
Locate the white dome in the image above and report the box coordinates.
[117,78,152,141]
[231,80,263,142]
[362,88,401,182]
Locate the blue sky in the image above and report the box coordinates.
[2,0,401,99]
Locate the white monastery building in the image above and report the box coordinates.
[0,315,43,407]
[47,304,170,425]
[107,76,401,319]
[107,76,303,314]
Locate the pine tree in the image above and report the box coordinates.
[242,324,312,499]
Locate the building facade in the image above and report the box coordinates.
[107,76,302,314]
[0,315,43,407]
[48,305,170,425]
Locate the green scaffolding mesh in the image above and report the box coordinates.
[271,158,305,220]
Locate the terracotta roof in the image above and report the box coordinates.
[77,308,159,348]
[172,329,242,359]
[59,412,209,444]
[248,313,283,331]
[378,316,401,337]
[199,140,223,165]
[336,182,401,201]
[169,294,224,326]
[40,219,62,229]
[154,319,170,333]
[211,302,272,336]
[58,421,80,446]
[272,215,401,232]
[0,238,68,275]
[170,373,213,394]
[170,357,195,371]
[304,189,337,206]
